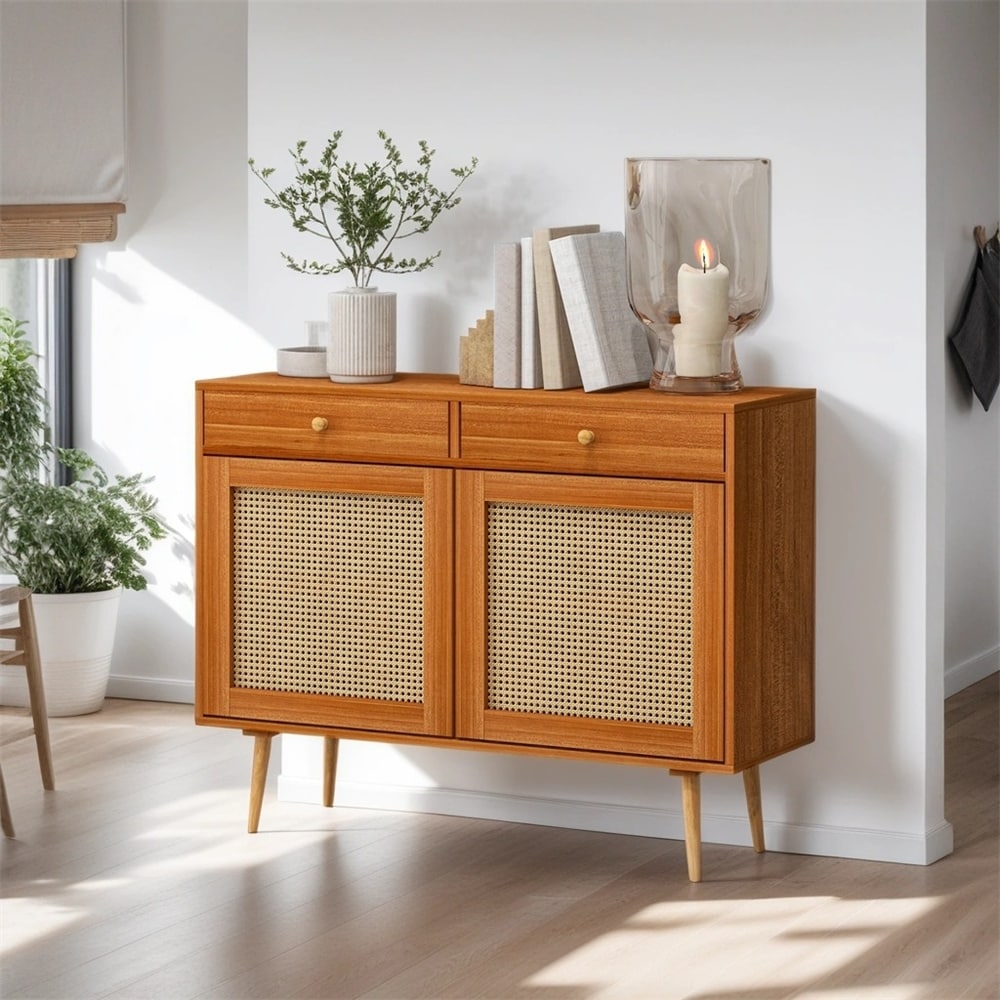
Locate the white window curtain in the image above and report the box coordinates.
[0,0,126,258]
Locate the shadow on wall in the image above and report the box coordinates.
[106,513,196,704]
[391,164,571,373]
[111,586,195,704]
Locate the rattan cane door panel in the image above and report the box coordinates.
[455,471,724,761]
[196,457,454,736]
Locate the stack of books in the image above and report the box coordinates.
[491,226,655,392]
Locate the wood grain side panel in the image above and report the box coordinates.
[728,398,816,768]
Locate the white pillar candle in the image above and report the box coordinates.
[674,240,730,377]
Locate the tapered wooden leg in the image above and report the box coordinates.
[322,737,339,808]
[246,732,273,834]
[743,765,765,853]
[671,769,702,883]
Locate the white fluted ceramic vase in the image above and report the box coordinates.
[327,287,397,383]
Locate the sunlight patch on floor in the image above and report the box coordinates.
[131,827,333,879]
[0,899,80,953]
[71,877,132,893]
[0,790,335,962]
[523,895,943,998]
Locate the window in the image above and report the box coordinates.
[0,258,72,482]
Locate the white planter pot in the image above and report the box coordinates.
[327,287,397,383]
[31,589,122,716]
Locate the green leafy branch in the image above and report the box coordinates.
[0,307,50,482]
[249,130,478,288]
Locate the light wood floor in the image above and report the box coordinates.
[1,674,996,1000]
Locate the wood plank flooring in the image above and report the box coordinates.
[1,673,996,999]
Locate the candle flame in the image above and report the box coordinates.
[694,239,715,270]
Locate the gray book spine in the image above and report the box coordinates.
[492,242,521,389]
[519,236,542,388]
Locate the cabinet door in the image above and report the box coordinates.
[197,458,453,737]
[456,471,724,762]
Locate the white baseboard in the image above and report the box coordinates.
[106,675,194,704]
[1,668,194,707]
[945,646,999,698]
[277,775,955,867]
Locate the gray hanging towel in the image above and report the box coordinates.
[948,226,999,411]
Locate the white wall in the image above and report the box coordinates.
[75,0,255,702]
[69,0,998,865]
[252,0,942,864]
[927,0,1000,699]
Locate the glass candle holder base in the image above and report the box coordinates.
[649,368,744,393]
[649,339,744,393]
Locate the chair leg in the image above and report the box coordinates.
[322,737,338,808]
[18,595,54,790]
[246,732,273,834]
[0,761,14,838]
[743,765,765,853]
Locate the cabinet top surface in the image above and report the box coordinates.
[196,372,814,411]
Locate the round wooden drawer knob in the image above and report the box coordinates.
[311,416,329,432]
[577,429,596,446]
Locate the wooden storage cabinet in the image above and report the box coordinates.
[195,373,816,882]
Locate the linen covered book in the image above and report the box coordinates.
[532,224,599,389]
[548,230,654,392]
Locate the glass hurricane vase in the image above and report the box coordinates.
[624,157,770,393]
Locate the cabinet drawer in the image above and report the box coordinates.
[459,402,725,478]
[201,391,451,462]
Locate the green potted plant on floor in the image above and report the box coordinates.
[249,129,478,383]
[0,307,168,715]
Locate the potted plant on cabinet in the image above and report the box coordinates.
[249,129,478,383]
[0,307,167,715]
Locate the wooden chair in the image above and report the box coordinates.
[0,586,55,798]
[0,756,13,837]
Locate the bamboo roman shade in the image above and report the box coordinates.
[0,0,126,258]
